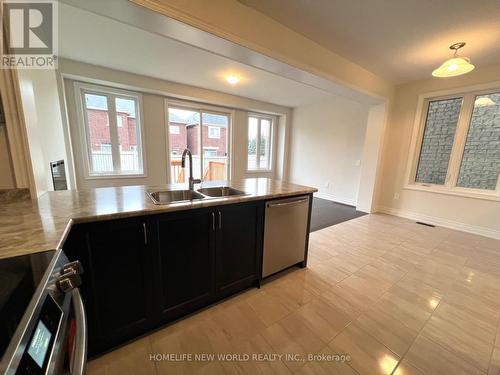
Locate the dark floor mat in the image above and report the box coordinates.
[310,197,366,232]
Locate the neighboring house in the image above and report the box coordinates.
[168,112,227,157]
[87,109,137,152]
[85,94,138,153]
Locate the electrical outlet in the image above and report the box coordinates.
[394,193,400,200]
[355,159,361,167]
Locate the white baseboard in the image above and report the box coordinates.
[314,192,357,207]
[377,206,500,240]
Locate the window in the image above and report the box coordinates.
[167,106,230,182]
[78,84,144,176]
[208,126,220,139]
[169,125,180,134]
[203,147,218,157]
[247,115,273,171]
[408,89,500,199]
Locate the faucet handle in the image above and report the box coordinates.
[193,179,202,185]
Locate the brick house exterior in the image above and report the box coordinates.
[168,122,188,155]
[87,108,137,151]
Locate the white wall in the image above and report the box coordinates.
[18,70,69,197]
[60,59,291,189]
[288,97,369,206]
[378,62,500,239]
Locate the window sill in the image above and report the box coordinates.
[404,183,500,202]
[245,169,273,174]
[86,173,147,180]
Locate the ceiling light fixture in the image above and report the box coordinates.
[432,42,475,78]
[474,97,496,107]
[225,74,240,85]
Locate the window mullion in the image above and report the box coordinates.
[446,95,474,189]
[107,95,121,173]
[199,110,203,178]
[256,119,261,167]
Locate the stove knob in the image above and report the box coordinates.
[62,260,84,275]
[57,269,82,293]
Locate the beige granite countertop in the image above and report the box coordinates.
[0,178,316,260]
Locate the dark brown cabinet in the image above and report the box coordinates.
[64,199,270,357]
[68,217,155,355]
[153,208,215,322]
[215,202,263,297]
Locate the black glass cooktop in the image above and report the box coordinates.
[0,250,55,359]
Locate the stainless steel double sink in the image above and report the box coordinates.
[147,186,247,205]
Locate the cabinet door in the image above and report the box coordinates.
[154,208,215,321]
[215,202,263,296]
[84,217,153,351]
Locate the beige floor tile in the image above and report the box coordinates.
[434,240,477,258]
[355,258,407,284]
[379,252,417,273]
[262,276,317,311]
[308,260,351,285]
[338,273,392,302]
[295,346,358,375]
[283,297,352,343]
[398,268,455,295]
[321,285,373,319]
[284,267,340,294]
[443,288,500,330]
[392,360,426,375]
[454,268,500,310]
[328,324,400,375]
[246,289,294,327]
[372,288,434,332]
[329,252,373,274]
[203,299,268,343]
[404,335,484,375]
[355,306,419,357]
[150,320,220,375]
[87,337,156,375]
[395,272,445,303]
[261,318,326,373]
[215,333,292,375]
[421,302,496,372]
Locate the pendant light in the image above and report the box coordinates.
[432,42,475,78]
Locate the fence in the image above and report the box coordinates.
[170,155,227,182]
[91,151,140,172]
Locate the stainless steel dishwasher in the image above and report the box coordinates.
[262,195,310,277]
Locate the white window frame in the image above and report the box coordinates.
[247,114,274,172]
[203,146,219,157]
[75,82,146,178]
[405,83,500,201]
[169,125,180,134]
[165,99,232,183]
[207,126,220,139]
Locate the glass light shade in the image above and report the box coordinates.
[474,97,496,107]
[432,57,475,77]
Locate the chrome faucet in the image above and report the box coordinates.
[181,149,201,190]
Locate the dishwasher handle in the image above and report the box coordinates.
[267,198,308,208]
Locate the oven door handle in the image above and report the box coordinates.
[71,288,87,375]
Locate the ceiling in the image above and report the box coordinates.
[239,0,500,84]
[59,3,340,108]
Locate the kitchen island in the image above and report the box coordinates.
[0,178,317,357]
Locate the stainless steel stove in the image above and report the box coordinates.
[0,250,87,375]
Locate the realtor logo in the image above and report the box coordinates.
[0,0,58,69]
